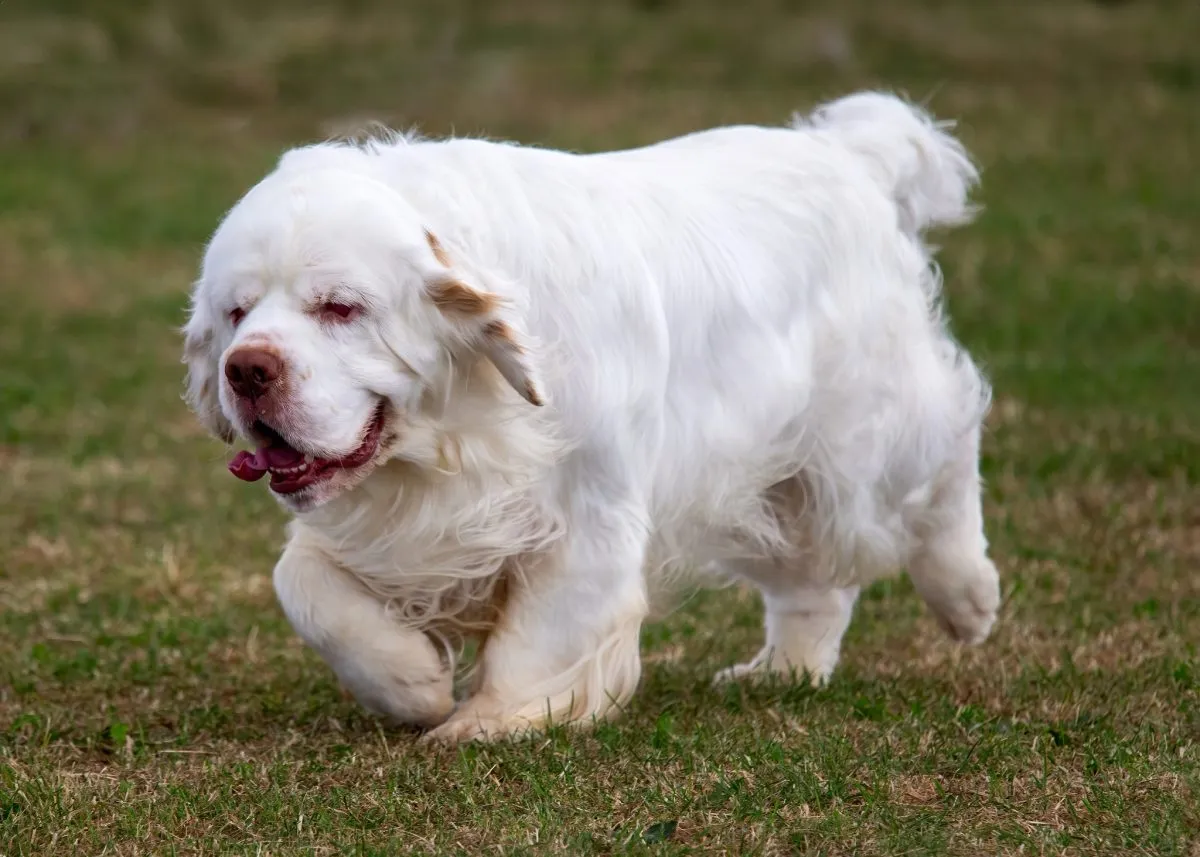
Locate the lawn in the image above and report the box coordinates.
[1,0,1198,854]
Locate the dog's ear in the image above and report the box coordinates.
[422,231,545,407]
[181,286,236,443]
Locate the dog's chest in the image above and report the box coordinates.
[294,475,559,621]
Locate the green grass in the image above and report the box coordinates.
[1,0,1198,853]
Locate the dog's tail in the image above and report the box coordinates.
[798,91,979,236]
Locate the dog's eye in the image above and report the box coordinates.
[320,302,359,321]
[229,307,246,327]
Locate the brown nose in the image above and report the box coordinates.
[225,347,283,399]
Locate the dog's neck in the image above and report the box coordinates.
[290,366,565,633]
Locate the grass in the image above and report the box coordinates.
[1,0,1198,853]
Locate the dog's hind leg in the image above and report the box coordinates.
[713,567,860,687]
[906,425,1001,644]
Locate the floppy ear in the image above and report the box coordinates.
[423,231,545,407]
[181,287,236,443]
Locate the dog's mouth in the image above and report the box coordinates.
[227,404,387,495]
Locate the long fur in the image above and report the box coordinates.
[184,90,1001,741]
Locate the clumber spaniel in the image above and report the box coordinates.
[183,91,1001,743]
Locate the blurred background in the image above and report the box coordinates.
[1,1,1197,853]
[2,0,1196,463]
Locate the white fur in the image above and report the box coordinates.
[183,91,1001,742]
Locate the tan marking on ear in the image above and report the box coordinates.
[424,229,453,268]
[523,381,545,407]
[428,278,498,316]
[478,320,542,406]
[482,320,525,352]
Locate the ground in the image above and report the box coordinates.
[1,0,1198,854]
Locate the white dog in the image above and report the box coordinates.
[182,91,1001,743]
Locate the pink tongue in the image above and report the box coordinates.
[228,449,267,482]
[227,443,307,483]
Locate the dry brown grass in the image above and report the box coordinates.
[2,0,1198,854]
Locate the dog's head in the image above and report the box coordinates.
[182,152,544,512]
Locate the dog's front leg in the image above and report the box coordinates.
[273,532,455,729]
[425,500,650,744]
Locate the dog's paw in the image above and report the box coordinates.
[335,645,456,729]
[421,707,538,745]
[712,661,759,686]
[712,648,833,688]
[929,560,1001,645]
